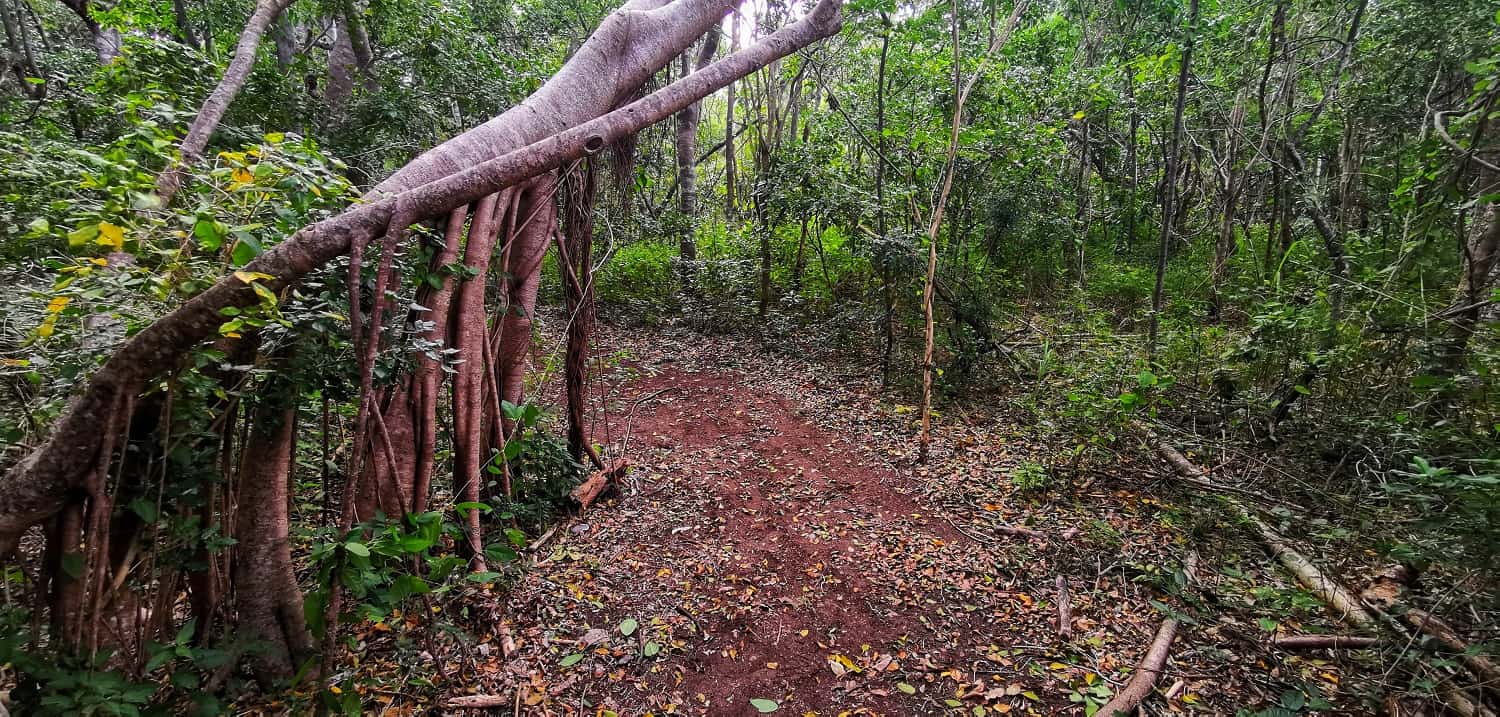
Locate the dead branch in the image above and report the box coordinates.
[444,694,512,709]
[571,459,630,511]
[1095,551,1200,717]
[1056,575,1073,640]
[1272,634,1379,650]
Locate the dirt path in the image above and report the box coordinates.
[606,365,965,712]
[459,328,1279,715]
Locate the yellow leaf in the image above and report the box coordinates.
[96,222,124,251]
[233,271,274,284]
[46,296,71,313]
[36,315,57,338]
[1073,111,1086,120]
[232,167,253,184]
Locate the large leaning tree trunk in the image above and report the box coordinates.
[1435,163,1499,375]
[0,0,844,556]
[156,0,298,203]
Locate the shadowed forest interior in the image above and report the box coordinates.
[1,0,1499,714]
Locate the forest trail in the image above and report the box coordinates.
[471,327,1224,716]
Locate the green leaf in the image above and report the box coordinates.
[230,235,263,266]
[60,552,84,579]
[67,223,98,248]
[193,218,222,250]
[619,618,638,636]
[128,496,159,523]
[343,541,370,557]
[897,682,917,694]
[749,698,779,713]
[559,653,584,667]
[175,617,197,645]
[643,641,661,657]
[504,528,527,548]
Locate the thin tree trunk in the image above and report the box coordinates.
[561,160,599,465]
[675,30,719,276]
[1146,0,1198,364]
[876,16,893,385]
[156,0,297,202]
[452,192,505,565]
[724,9,739,218]
[494,175,557,444]
[171,0,199,48]
[920,0,1028,462]
[233,398,314,683]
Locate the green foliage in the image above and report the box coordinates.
[1009,459,1053,493]
[1382,456,1500,578]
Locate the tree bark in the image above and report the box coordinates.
[675,30,720,271]
[494,175,557,442]
[920,0,1029,462]
[1436,164,1499,373]
[157,0,297,202]
[452,192,505,563]
[0,0,845,553]
[58,0,119,64]
[561,161,599,465]
[723,9,739,217]
[233,399,313,683]
[1095,551,1199,717]
[1147,0,1198,364]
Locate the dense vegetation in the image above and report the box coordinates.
[1,0,1498,713]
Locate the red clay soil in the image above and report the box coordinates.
[623,367,964,713]
[463,329,1304,716]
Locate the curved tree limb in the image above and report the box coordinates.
[0,0,844,555]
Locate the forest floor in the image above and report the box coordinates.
[416,320,1385,716]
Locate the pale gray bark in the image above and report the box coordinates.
[0,0,844,554]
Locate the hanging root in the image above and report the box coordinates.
[324,205,412,678]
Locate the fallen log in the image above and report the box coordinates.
[1096,551,1200,717]
[1249,515,1375,627]
[1272,634,1379,650]
[571,458,630,511]
[1360,565,1500,690]
[1148,434,1375,627]
[1439,682,1499,717]
[1145,430,1494,716]
[1405,608,1500,689]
